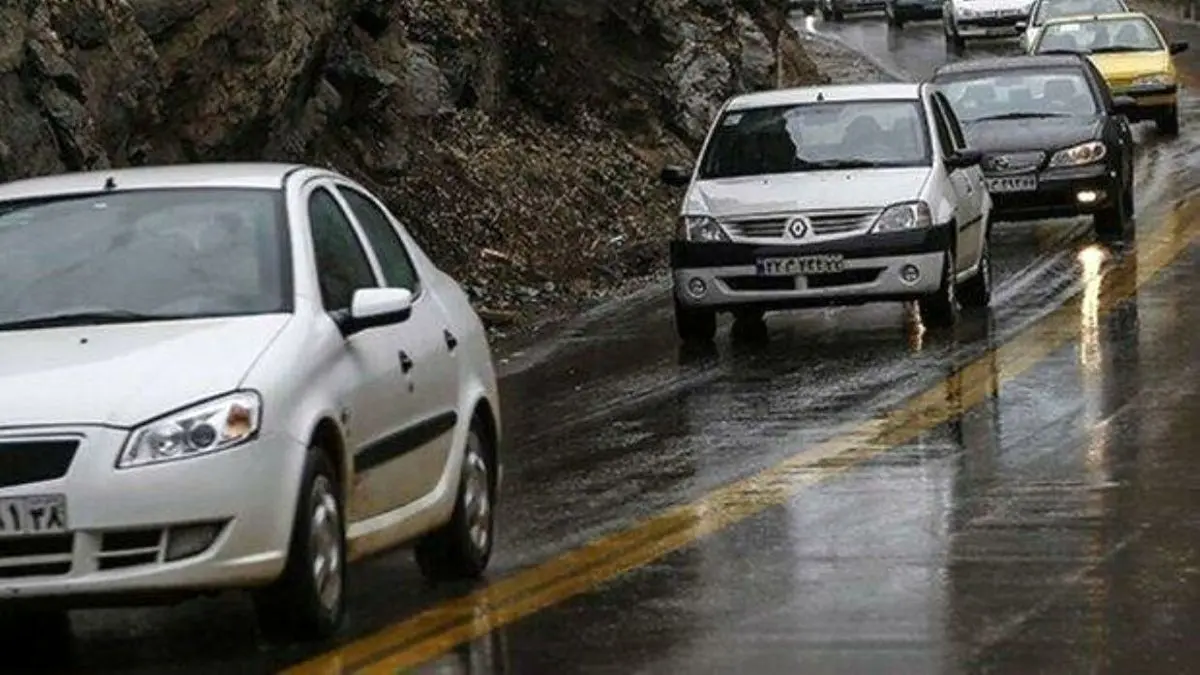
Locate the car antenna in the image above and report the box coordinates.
[103,176,117,191]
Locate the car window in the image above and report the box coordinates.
[0,188,288,325]
[934,94,968,149]
[308,187,378,311]
[1033,0,1126,26]
[1037,16,1164,52]
[697,99,932,178]
[337,186,421,294]
[936,68,1100,121]
[927,98,957,157]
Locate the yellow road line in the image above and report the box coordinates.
[284,201,1198,675]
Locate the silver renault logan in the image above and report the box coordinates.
[660,83,993,342]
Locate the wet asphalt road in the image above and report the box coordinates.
[9,11,1200,675]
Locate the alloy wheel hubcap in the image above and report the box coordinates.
[462,436,492,554]
[309,475,343,613]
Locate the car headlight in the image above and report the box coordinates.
[957,6,976,18]
[679,215,730,242]
[117,391,263,469]
[871,201,933,233]
[1132,72,1174,86]
[1047,140,1107,168]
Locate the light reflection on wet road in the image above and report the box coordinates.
[7,10,1200,675]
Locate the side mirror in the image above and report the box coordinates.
[1170,40,1189,54]
[945,148,983,169]
[660,164,693,187]
[338,287,413,336]
[1111,94,1137,113]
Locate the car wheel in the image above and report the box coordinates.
[820,4,832,19]
[1122,180,1135,219]
[1156,105,1179,136]
[674,299,717,343]
[832,8,845,20]
[253,446,346,643]
[958,237,991,309]
[919,250,959,327]
[887,5,903,26]
[414,423,496,582]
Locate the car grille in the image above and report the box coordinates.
[721,209,880,240]
[960,14,1024,26]
[0,534,73,578]
[0,439,79,488]
[983,151,1046,175]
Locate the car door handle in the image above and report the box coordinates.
[444,329,458,352]
[399,350,413,373]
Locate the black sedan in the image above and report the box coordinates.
[929,54,1136,237]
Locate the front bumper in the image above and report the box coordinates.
[987,163,1119,222]
[1112,83,1178,120]
[955,16,1027,38]
[671,225,951,311]
[0,426,304,606]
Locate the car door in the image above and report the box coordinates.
[333,183,462,510]
[939,93,987,272]
[305,182,412,521]
[928,95,981,274]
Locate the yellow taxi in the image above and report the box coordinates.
[1031,12,1189,135]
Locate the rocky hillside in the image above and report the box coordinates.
[0,0,822,332]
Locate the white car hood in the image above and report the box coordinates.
[685,168,932,217]
[0,315,290,428]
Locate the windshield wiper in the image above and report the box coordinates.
[972,112,1073,121]
[0,309,189,331]
[802,158,891,169]
[1089,45,1148,53]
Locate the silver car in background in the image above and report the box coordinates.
[1019,0,1129,51]
[944,0,1035,52]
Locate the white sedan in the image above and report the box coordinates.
[0,163,502,641]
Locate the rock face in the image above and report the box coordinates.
[0,0,821,324]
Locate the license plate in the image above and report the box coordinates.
[756,255,845,276]
[984,27,1013,35]
[0,494,68,537]
[986,175,1038,193]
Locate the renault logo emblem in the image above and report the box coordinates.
[786,216,809,239]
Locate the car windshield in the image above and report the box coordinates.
[1033,0,1126,25]
[697,99,931,179]
[0,188,289,330]
[936,68,1099,122]
[1037,17,1164,52]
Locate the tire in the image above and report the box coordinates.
[944,20,965,52]
[415,423,496,582]
[820,4,832,19]
[832,8,845,20]
[1155,104,1179,136]
[674,299,717,343]
[253,446,346,643]
[919,251,959,327]
[1093,185,1129,238]
[887,5,904,26]
[958,237,991,310]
